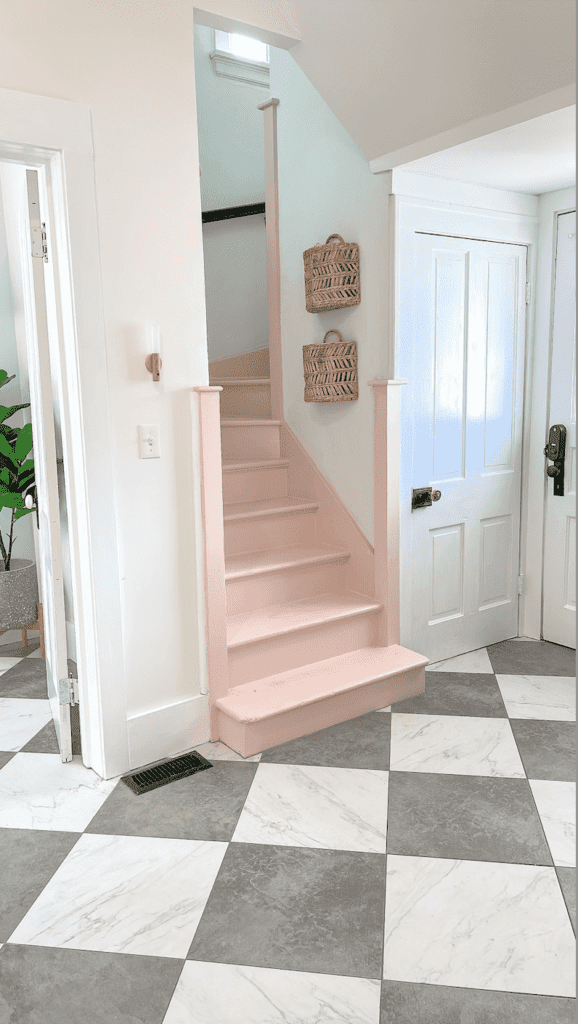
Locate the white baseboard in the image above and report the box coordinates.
[127,694,210,771]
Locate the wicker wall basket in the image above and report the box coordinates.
[303,234,360,313]
[303,330,358,403]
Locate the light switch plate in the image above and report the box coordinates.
[139,424,160,458]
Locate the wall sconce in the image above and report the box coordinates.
[144,323,162,383]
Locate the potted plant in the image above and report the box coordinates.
[0,368,39,631]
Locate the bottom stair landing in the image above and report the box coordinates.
[216,644,428,758]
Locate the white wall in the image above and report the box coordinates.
[0,2,210,760]
[203,214,269,362]
[271,47,389,543]
[0,181,36,567]
[194,24,266,211]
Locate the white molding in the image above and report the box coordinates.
[210,50,270,87]
[127,695,209,771]
[193,6,301,50]
[522,186,576,639]
[390,169,539,218]
[0,88,129,780]
[371,85,576,173]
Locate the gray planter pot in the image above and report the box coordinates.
[0,559,40,631]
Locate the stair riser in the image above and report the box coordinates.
[221,423,280,460]
[219,385,272,419]
[222,466,288,504]
[228,611,380,688]
[218,664,426,757]
[226,559,347,616]
[224,510,317,557]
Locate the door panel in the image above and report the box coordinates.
[543,210,576,648]
[401,231,527,663]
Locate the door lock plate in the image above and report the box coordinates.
[412,487,432,510]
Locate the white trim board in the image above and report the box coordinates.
[0,87,129,780]
[127,694,209,771]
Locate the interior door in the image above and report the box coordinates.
[400,231,527,663]
[542,210,576,648]
[25,169,73,762]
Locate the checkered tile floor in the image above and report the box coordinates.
[0,636,575,1022]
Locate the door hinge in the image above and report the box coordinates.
[517,574,524,595]
[31,222,49,262]
[58,677,79,706]
[525,281,531,304]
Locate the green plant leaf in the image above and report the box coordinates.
[0,493,24,510]
[14,507,32,520]
[14,423,33,461]
[0,403,31,425]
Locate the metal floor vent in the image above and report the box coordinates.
[121,751,213,795]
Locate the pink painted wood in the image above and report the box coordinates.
[192,386,229,740]
[369,379,407,646]
[258,97,283,422]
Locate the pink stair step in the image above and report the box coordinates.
[220,419,281,460]
[216,644,429,757]
[227,590,382,648]
[225,543,350,580]
[212,378,272,418]
[223,495,319,523]
[223,495,319,557]
[221,458,289,503]
[225,543,349,615]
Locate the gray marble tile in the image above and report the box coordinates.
[380,980,576,1023]
[188,843,386,978]
[386,772,552,864]
[392,673,508,718]
[0,944,183,1023]
[557,867,576,931]
[166,961,381,1024]
[19,720,59,754]
[383,856,575,995]
[232,763,388,852]
[427,648,494,673]
[8,832,228,958]
[510,719,575,781]
[86,760,259,841]
[487,640,576,676]
[0,828,81,941]
[259,712,390,769]
[0,658,48,698]
[0,751,15,770]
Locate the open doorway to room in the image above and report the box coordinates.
[194,24,271,406]
[0,162,80,762]
[394,105,576,663]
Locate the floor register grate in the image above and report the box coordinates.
[121,751,213,795]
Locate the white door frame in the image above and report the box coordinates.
[389,170,540,649]
[0,88,129,779]
[524,187,576,642]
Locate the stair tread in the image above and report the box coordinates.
[216,645,429,722]
[225,543,350,579]
[222,457,289,472]
[221,419,281,426]
[227,590,382,648]
[223,495,319,522]
[211,378,271,385]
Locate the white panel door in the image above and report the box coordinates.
[543,210,576,648]
[400,231,527,663]
[25,169,73,761]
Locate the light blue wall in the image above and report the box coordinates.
[270,48,390,543]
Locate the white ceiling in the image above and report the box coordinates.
[398,106,576,195]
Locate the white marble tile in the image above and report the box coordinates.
[496,675,576,721]
[0,657,23,675]
[8,832,228,958]
[0,753,118,831]
[194,739,261,762]
[530,780,576,867]
[384,855,575,996]
[164,961,381,1024]
[232,763,388,852]
[375,706,391,713]
[0,698,52,751]
[426,648,493,674]
[390,714,525,777]
[0,631,23,647]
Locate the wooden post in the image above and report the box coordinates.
[258,97,283,421]
[192,386,229,740]
[369,379,407,646]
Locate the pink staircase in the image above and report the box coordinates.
[206,349,428,758]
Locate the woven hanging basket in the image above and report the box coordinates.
[303,330,358,403]
[303,234,360,313]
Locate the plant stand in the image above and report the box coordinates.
[0,602,45,660]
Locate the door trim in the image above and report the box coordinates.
[0,88,129,778]
[392,188,540,651]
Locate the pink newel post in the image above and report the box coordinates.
[368,379,407,647]
[192,386,229,740]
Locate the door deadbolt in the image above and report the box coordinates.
[543,424,566,496]
[412,486,442,511]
